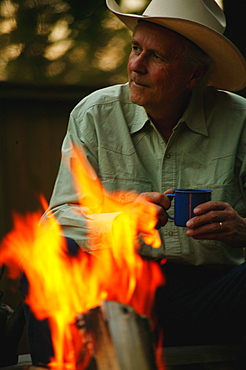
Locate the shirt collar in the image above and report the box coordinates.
[128,84,209,136]
[128,105,150,134]
[180,85,209,137]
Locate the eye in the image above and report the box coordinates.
[151,51,165,61]
[131,42,141,54]
[151,52,169,63]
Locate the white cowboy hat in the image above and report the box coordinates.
[106,0,246,92]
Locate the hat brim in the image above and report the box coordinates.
[107,0,246,92]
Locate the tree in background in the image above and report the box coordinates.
[0,0,245,94]
[0,0,146,86]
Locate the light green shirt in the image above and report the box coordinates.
[47,83,246,266]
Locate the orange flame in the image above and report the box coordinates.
[0,146,165,369]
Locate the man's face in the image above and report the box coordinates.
[127,21,193,116]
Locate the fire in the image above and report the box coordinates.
[0,146,165,369]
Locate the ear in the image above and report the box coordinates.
[186,66,207,89]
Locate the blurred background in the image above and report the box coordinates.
[0,0,245,357]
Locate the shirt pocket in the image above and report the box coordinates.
[101,176,153,195]
[207,181,246,215]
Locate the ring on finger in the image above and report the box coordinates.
[219,221,223,230]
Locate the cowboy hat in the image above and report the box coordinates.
[106,0,246,92]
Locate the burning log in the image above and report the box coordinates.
[22,301,160,370]
[80,300,158,370]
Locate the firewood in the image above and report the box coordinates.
[83,300,158,370]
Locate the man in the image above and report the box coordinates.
[27,0,246,367]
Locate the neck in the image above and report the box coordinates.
[148,93,191,141]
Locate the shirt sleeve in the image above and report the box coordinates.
[41,109,121,251]
[237,117,246,216]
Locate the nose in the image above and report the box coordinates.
[129,52,147,74]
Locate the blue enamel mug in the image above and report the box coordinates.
[166,189,212,227]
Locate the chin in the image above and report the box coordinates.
[129,92,146,107]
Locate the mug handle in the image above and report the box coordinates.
[165,193,175,220]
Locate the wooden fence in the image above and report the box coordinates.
[0,82,99,336]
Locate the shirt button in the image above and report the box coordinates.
[168,231,173,236]
[166,154,171,159]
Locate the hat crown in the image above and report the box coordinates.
[106,0,246,91]
[143,0,226,34]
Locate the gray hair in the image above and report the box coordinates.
[180,37,214,79]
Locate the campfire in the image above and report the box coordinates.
[0,146,165,369]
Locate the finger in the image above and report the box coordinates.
[186,220,226,237]
[193,201,227,215]
[164,188,175,195]
[187,229,231,241]
[141,192,171,209]
[155,208,168,229]
[187,221,227,235]
[187,207,229,228]
[135,192,170,229]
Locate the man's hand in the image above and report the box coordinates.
[186,201,246,248]
[132,191,172,230]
